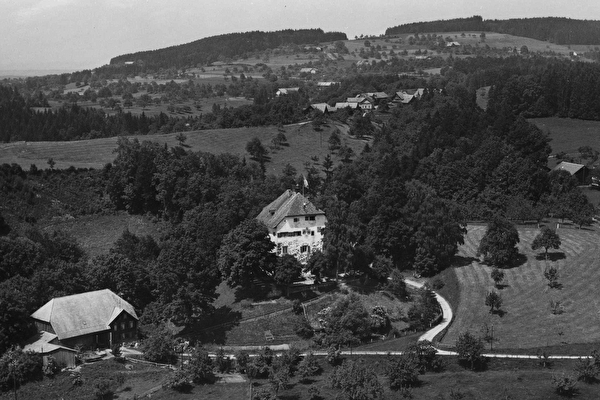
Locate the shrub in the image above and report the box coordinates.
[215,348,231,373]
[298,352,322,380]
[386,354,419,390]
[308,385,322,400]
[293,315,314,339]
[188,346,215,384]
[235,350,250,373]
[42,356,60,377]
[550,300,564,315]
[292,299,303,315]
[552,373,577,396]
[163,369,192,392]
[575,357,598,383]
[431,278,445,290]
[240,299,254,309]
[326,346,342,366]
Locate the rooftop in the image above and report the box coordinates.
[256,189,325,229]
[31,289,138,340]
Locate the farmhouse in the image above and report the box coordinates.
[300,67,318,74]
[256,189,326,263]
[306,103,335,114]
[30,289,138,352]
[276,87,300,96]
[553,161,590,185]
[347,96,374,110]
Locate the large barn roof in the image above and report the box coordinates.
[31,289,138,340]
[256,189,325,229]
[553,161,586,175]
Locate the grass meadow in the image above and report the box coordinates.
[440,225,600,351]
[529,117,600,160]
[0,121,368,175]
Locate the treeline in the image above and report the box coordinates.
[0,86,308,142]
[110,29,347,70]
[386,16,600,45]
[452,56,600,120]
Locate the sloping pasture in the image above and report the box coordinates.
[440,225,600,350]
[0,122,367,175]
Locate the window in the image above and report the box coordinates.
[300,245,310,253]
[121,322,125,330]
[293,217,299,222]
[113,325,118,331]
[305,216,316,221]
[311,231,314,236]
[277,231,301,238]
[129,321,134,329]
[282,246,288,254]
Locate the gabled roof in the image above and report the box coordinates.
[31,289,138,340]
[335,102,360,109]
[553,161,586,175]
[23,331,77,354]
[393,92,415,104]
[309,103,333,113]
[256,190,325,229]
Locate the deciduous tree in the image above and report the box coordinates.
[329,360,384,400]
[217,219,277,288]
[456,331,484,370]
[531,226,561,260]
[477,217,520,267]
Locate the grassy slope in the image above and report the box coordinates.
[530,117,600,160]
[0,122,367,176]
[42,213,164,258]
[440,225,600,351]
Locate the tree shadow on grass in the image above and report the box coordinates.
[234,283,276,302]
[452,256,478,267]
[493,309,507,318]
[182,306,242,345]
[535,252,566,262]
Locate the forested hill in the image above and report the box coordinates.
[386,16,600,45]
[109,29,347,69]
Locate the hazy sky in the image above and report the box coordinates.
[1,0,599,72]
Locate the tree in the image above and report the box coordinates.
[188,346,215,384]
[455,331,484,370]
[328,129,342,152]
[319,293,372,347]
[387,269,409,300]
[175,132,187,146]
[552,373,578,396]
[385,354,419,390]
[485,291,502,314]
[47,158,55,170]
[544,265,560,288]
[329,360,384,400]
[217,219,277,288]
[531,227,561,260]
[491,268,505,288]
[273,254,302,287]
[298,352,322,381]
[141,326,176,364]
[246,137,269,164]
[477,217,520,267]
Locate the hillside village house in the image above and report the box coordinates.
[256,189,326,263]
[276,87,300,96]
[28,289,138,361]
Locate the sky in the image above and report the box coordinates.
[1,0,599,73]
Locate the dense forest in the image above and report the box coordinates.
[110,29,347,70]
[386,16,600,45]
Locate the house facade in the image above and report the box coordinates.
[256,190,327,263]
[30,289,138,351]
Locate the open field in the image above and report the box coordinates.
[0,122,368,175]
[440,225,600,351]
[529,117,600,160]
[41,213,164,257]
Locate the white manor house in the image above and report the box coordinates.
[256,189,326,263]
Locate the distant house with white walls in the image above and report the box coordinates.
[256,189,326,263]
